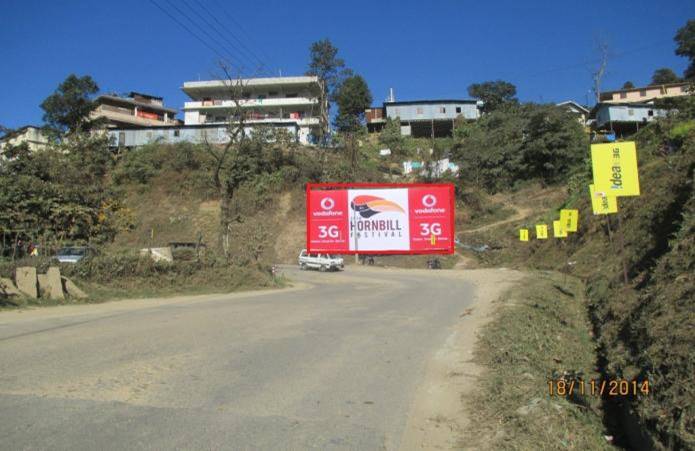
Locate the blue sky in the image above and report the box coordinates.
[1,0,693,129]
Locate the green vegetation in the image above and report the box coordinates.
[467,80,518,113]
[650,67,681,85]
[463,272,610,450]
[462,99,695,448]
[451,103,587,192]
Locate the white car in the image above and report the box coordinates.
[298,249,344,272]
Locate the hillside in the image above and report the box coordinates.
[459,115,694,448]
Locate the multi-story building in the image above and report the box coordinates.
[181,76,326,145]
[366,99,482,137]
[0,126,49,153]
[599,82,691,104]
[92,92,180,128]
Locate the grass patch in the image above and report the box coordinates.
[462,271,612,450]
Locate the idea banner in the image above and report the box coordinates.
[306,183,455,254]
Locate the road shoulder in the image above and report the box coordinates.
[399,268,525,450]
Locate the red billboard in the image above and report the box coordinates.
[306,183,455,255]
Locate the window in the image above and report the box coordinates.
[416,107,423,115]
[639,89,647,97]
[286,93,298,98]
[628,109,634,116]
[268,91,278,96]
[620,92,627,99]
[456,107,462,113]
[648,110,654,117]
[174,130,180,137]
[439,107,446,114]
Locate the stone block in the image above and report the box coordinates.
[16,267,38,299]
[46,267,64,300]
[62,277,88,299]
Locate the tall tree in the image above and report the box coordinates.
[334,75,372,133]
[306,39,352,141]
[675,19,695,79]
[40,74,99,134]
[650,68,680,85]
[334,75,372,169]
[306,39,350,100]
[467,80,517,113]
[622,81,635,89]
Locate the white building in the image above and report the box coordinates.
[181,76,327,145]
[0,126,49,153]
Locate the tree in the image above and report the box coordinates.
[650,68,680,85]
[622,81,635,89]
[306,39,350,100]
[675,19,695,79]
[334,75,372,170]
[40,74,99,134]
[334,75,372,132]
[306,39,353,140]
[467,80,517,113]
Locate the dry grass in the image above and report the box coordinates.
[461,271,612,450]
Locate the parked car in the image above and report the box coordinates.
[54,246,97,264]
[298,249,344,272]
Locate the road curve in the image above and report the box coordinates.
[0,266,481,450]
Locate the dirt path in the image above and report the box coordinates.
[460,205,533,235]
[399,268,525,450]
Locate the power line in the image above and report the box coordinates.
[148,0,229,63]
[189,0,270,74]
[160,0,249,71]
[210,0,275,72]
[177,0,262,72]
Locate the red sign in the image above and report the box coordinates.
[306,183,455,255]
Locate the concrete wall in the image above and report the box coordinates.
[108,124,305,147]
[385,102,480,122]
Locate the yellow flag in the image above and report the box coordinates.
[591,142,640,196]
[536,224,548,239]
[560,209,579,232]
[519,229,529,242]
[553,220,567,238]
[589,184,618,215]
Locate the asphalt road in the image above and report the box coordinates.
[0,266,477,450]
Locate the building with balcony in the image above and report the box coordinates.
[181,76,326,145]
[366,99,482,137]
[599,82,691,104]
[92,92,181,128]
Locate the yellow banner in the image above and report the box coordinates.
[560,209,579,232]
[519,229,529,242]
[536,224,548,239]
[553,220,567,238]
[591,142,640,196]
[589,184,618,215]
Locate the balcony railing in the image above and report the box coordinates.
[184,97,318,110]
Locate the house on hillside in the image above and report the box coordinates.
[181,76,327,145]
[599,82,691,104]
[556,100,590,125]
[590,102,669,135]
[366,99,482,138]
[92,92,181,128]
[0,126,49,153]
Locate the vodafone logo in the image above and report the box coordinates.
[422,194,437,208]
[320,197,335,210]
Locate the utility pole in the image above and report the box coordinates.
[592,40,609,103]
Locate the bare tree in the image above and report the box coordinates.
[203,63,251,259]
